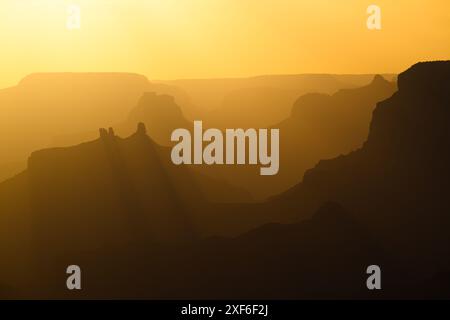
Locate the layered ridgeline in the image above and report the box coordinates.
[134,61,450,299]
[53,77,397,201]
[191,75,396,200]
[0,73,192,181]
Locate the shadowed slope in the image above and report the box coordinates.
[191,75,396,200]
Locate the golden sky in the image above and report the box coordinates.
[0,0,449,88]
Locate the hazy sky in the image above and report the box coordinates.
[0,0,449,87]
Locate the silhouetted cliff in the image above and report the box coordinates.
[0,124,252,297]
[274,61,450,275]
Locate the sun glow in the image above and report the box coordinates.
[0,0,449,88]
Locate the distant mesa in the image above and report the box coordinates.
[160,73,396,123]
[274,61,450,267]
[99,128,108,138]
[125,92,191,146]
[371,74,389,85]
